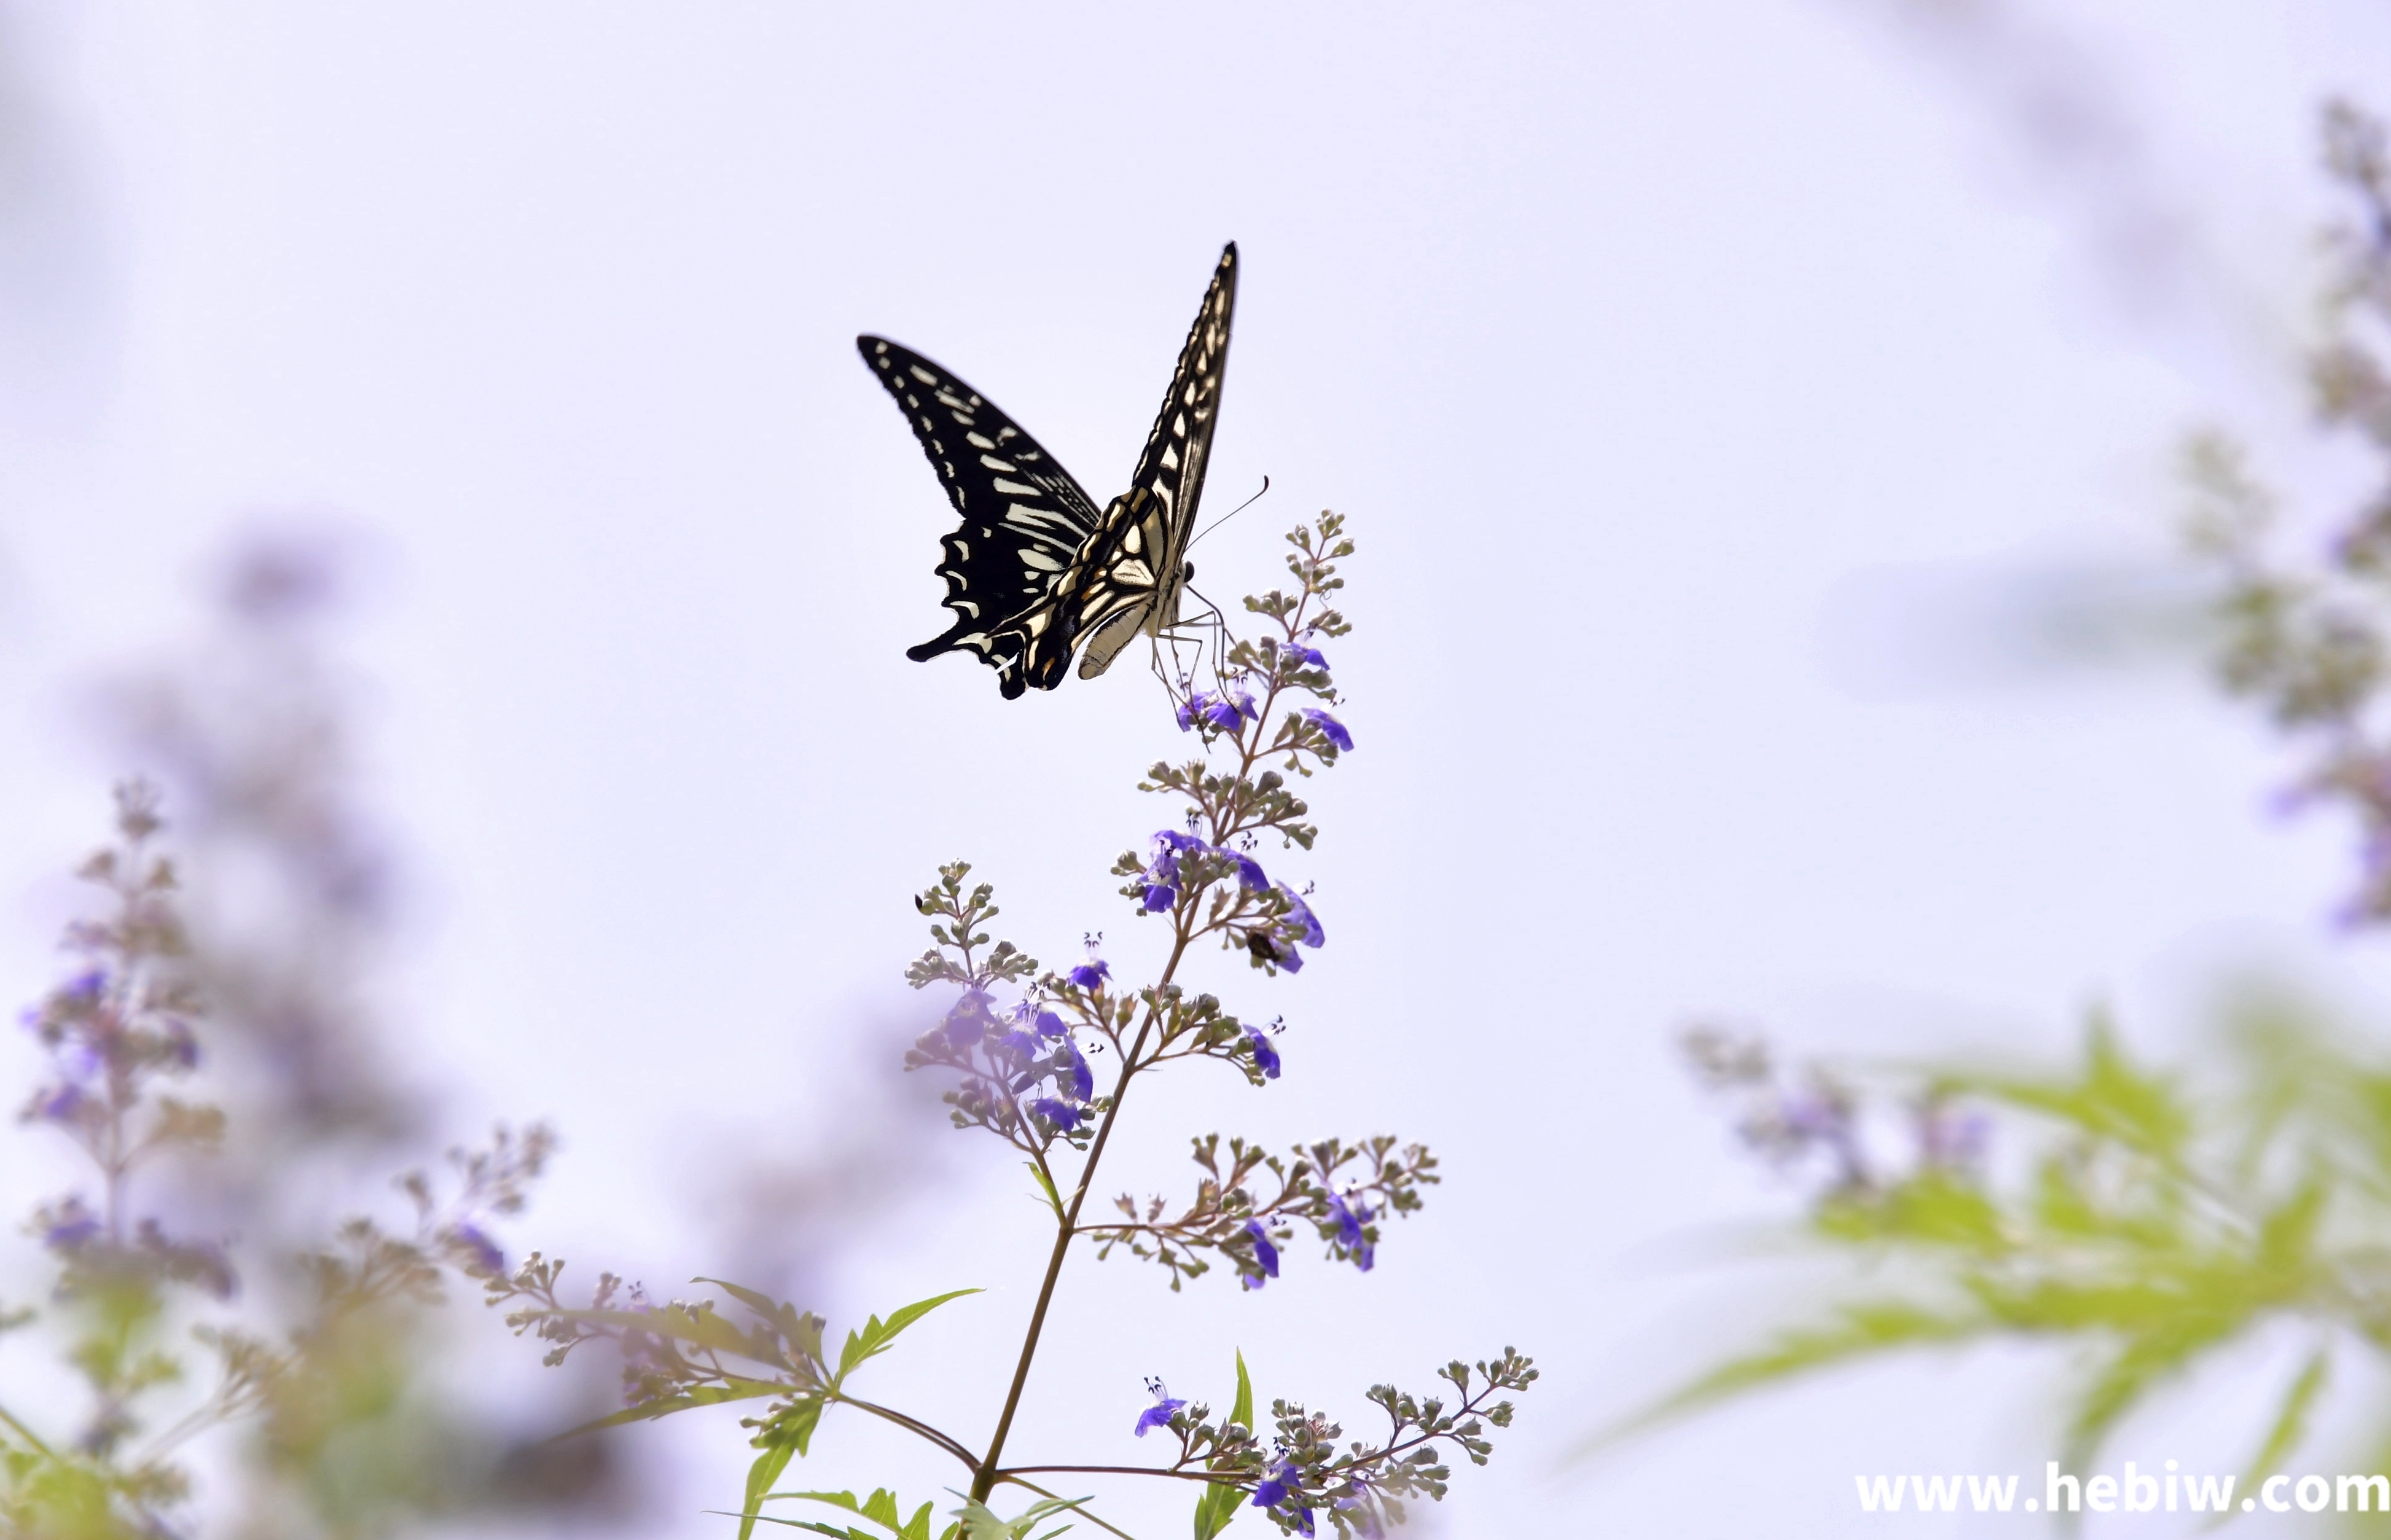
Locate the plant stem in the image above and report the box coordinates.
[971,929,1191,1502]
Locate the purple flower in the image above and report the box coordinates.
[1285,644,1329,671]
[1327,1195,1374,1272]
[1278,888,1326,948]
[1246,1028,1281,1080]
[1063,1038,1095,1101]
[1069,960,1110,991]
[450,1222,504,1275]
[1036,1009,1069,1040]
[1300,709,1352,752]
[997,1027,1043,1065]
[1242,1220,1280,1289]
[1142,882,1178,912]
[1327,1194,1363,1248]
[1231,851,1269,889]
[1252,1461,1297,1510]
[1175,692,1211,731]
[1205,696,1246,732]
[1133,1385,1186,1437]
[1030,1097,1082,1132]
[63,970,106,1006]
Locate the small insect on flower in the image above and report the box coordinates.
[1133,1377,1186,1437]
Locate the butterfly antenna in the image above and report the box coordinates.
[1188,475,1270,550]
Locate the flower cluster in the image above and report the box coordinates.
[17,783,230,1310]
[1086,1133,1439,1291]
[902,864,1106,1149]
[1131,1350,1536,1539]
[484,515,1531,1538]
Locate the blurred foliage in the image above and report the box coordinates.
[3,537,638,1539]
[1635,98,2391,1498]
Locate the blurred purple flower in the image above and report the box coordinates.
[1246,1027,1281,1080]
[944,991,994,1049]
[42,1200,100,1251]
[1301,709,1352,752]
[1062,1038,1095,1102]
[450,1222,504,1275]
[1030,1097,1081,1133]
[32,1084,87,1124]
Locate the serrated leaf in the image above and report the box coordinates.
[834,1289,982,1383]
[550,1305,778,1364]
[702,1515,855,1537]
[558,1377,788,1436]
[949,1492,1091,1540]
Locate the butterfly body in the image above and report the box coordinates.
[859,243,1237,698]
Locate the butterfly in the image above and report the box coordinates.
[858,243,1237,699]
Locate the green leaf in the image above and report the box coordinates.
[750,1490,934,1540]
[1025,1162,1066,1224]
[738,1439,802,1540]
[550,1304,780,1364]
[1586,1301,1987,1454]
[702,1516,855,1537]
[557,1377,788,1436]
[949,1492,1092,1540]
[834,1289,982,1384]
[1193,1350,1254,1539]
[2226,1347,2331,1520]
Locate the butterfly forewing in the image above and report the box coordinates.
[858,243,1239,698]
[1038,244,1239,684]
[857,337,1105,695]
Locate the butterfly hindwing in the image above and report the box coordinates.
[856,336,1104,697]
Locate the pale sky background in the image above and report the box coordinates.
[3,3,2391,1536]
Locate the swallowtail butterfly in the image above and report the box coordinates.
[858,243,1237,698]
